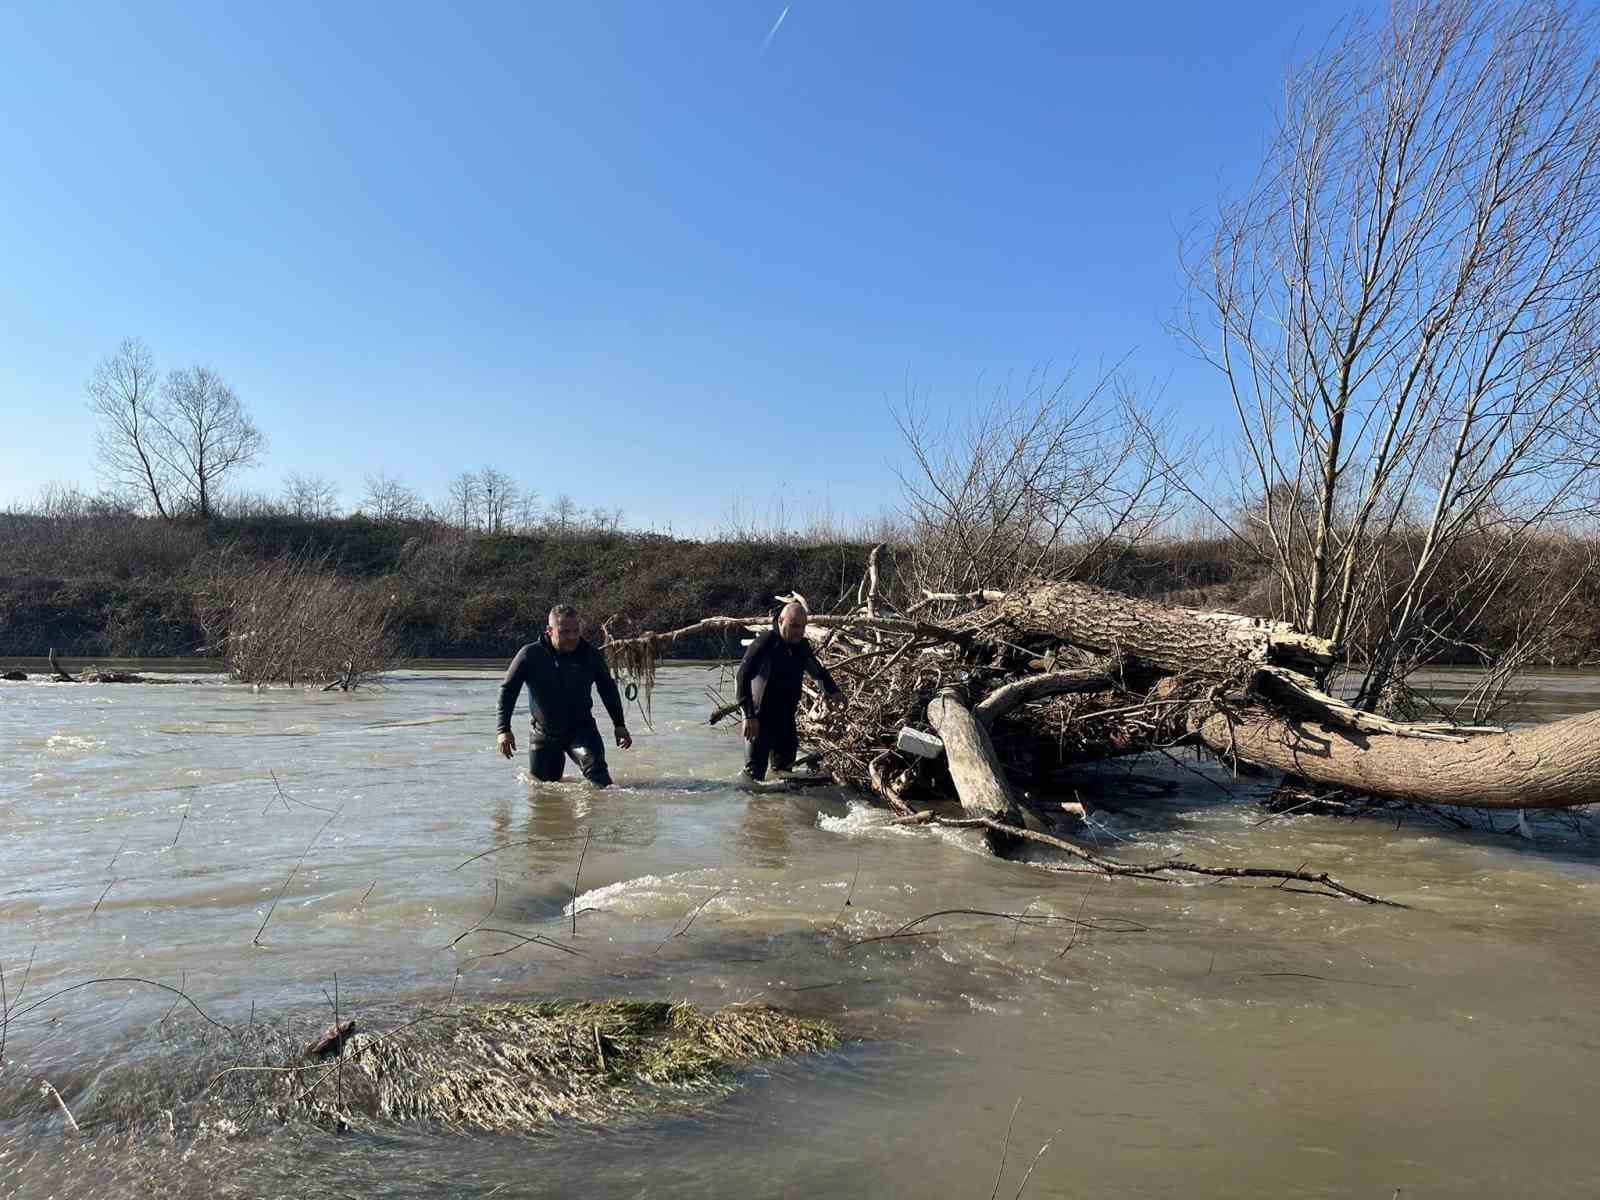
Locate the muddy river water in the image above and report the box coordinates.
[2,663,1599,1197]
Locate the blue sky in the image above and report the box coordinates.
[0,0,1362,534]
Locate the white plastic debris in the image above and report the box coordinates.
[895,726,945,759]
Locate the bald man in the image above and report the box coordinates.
[735,602,842,781]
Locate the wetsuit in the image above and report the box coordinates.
[736,629,841,780]
[497,634,626,786]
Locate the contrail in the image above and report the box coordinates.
[759,4,790,53]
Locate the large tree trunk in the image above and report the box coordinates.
[1196,710,1600,810]
[967,582,1599,811]
[971,582,1338,677]
[927,684,1024,834]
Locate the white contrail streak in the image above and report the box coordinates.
[760,4,790,53]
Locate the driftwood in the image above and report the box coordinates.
[601,577,1598,900]
[926,684,1024,848]
[48,648,145,684]
[1195,709,1600,810]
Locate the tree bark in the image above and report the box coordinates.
[974,668,1114,725]
[926,684,1025,837]
[970,581,1338,677]
[1196,709,1600,810]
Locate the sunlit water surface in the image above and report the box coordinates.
[3,663,1599,1198]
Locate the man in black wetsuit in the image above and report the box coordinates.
[737,601,842,781]
[496,604,632,786]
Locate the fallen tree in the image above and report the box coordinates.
[602,571,1596,898]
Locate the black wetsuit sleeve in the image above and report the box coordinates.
[736,632,774,718]
[497,646,531,735]
[591,645,626,727]
[804,646,842,696]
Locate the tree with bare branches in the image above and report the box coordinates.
[86,339,172,519]
[478,466,518,534]
[360,471,420,521]
[283,473,340,519]
[446,471,480,529]
[1179,0,1600,711]
[893,366,1180,606]
[153,365,265,520]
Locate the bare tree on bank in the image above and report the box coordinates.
[549,493,578,534]
[478,466,518,533]
[86,339,172,518]
[446,470,479,529]
[893,365,1180,604]
[154,365,265,520]
[283,473,340,519]
[360,471,420,521]
[1178,0,1600,710]
[88,344,265,520]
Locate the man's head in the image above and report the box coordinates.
[777,601,809,644]
[547,604,581,653]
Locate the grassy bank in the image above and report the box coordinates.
[1,510,1595,665]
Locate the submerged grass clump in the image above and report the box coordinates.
[293,998,838,1132]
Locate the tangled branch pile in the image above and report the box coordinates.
[605,550,1600,865]
[195,551,401,690]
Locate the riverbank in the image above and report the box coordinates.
[3,510,1597,664]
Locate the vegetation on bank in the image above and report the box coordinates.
[1,508,1596,667]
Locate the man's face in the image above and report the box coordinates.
[777,606,808,644]
[548,614,581,653]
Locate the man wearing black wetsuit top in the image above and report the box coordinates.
[737,601,842,781]
[496,604,633,786]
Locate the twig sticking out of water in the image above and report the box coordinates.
[445,879,499,951]
[5,976,232,1039]
[1056,882,1096,958]
[845,908,1146,952]
[1012,1130,1060,1199]
[171,801,190,847]
[265,770,337,816]
[894,813,1399,906]
[830,852,863,933]
[38,1077,80,1134]
[0,948,35,1070]
[254,808,343,946]
[158,969,188,1030]
[90,877,119,916]
[452,928,587,972]
[653,889,726,955]
[572,828,592,938]
[990,1097,1022,1200]
[452,830,605,873]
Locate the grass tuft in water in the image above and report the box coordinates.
[296,998,839,1132]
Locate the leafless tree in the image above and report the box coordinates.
[360,471,420,521]
[478,466,518,533]
[446,471,480,529]
[283,474,340,519]
[1178,0,1600,710]
[153,365,265,519]
[514,489,542,531]
[894,365,1180,602]
[549,493,578,535]
[86,339,173,518]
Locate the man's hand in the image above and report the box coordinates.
[497,731,516,759]
[741,717,760,743]
[615,725,633,750]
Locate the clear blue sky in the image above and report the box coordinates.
[0,0,1362,534]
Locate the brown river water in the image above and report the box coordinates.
[2,662,1599,1198]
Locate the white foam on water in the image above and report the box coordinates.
[566,870,723,917]
[45,733,105,752]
